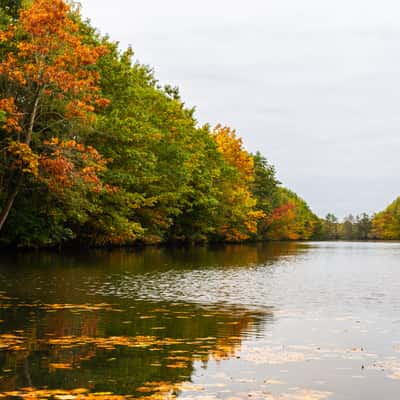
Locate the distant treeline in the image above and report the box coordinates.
[0,1,398,249]
[316,197,400,241]
[315,213,372,240]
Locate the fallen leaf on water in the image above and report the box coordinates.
[265,379,286,385]
[0,333,25,351]
[49,363,73,370]
[0,387,131,399]
[263,388,332,400]
[166,362,187,369]
[166,356,191,361]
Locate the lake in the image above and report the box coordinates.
[0,242,399,399]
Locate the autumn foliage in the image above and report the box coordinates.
[0,0,110,235]
[0,0,109,115]
[370,197,400,239]
[40,138,107,192]
[0,0,319,247]
[0,96,21,132]
[213,124,254,182]
[212,125,265,241]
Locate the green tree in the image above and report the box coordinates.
[0,0,322,248]
[355,213,372,240]
[341,214,355,240]
[322,213,339,240]
[0,0,22,21]
[251,152,279,213]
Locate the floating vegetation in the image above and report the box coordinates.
[0,333,25,351]
[0,298,123,313]
[1,286,398,400]
[49,363,73,370]
[368,359,400,380]
[264,380,286,385]
[262,388,333,400]
[0,387,132,399]
[46,335,185,351]
[240,344,379,365]
[42,303,122,312]
[136,381,204,398]
[240,346,311,365]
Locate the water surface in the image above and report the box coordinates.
[0,242,399,399]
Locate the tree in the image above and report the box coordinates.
[0,0,109,232]
[321,213,339,240]
[371,198,400,239]
[251,151,279,215]
[341,214,355,240]
[265,188,318,240]
[250,151,280,237]
[0,0,322,248]
[211,125,264,241]
[0,0,22,20]
[355,213,371,240]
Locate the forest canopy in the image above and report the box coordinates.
[0,0,358,248]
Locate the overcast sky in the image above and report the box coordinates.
[79,0,400,218]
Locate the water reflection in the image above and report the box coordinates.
[0,294,271,398]
[2,242,400,399]
[0,242,305,272]
[0,242,308,307]
[0,243,307,398]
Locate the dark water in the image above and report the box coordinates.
[0,242,400,399]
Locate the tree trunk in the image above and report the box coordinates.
[0,89,41,232]
[0,175,22,231]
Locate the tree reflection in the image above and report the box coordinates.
[0,243,309,398]
[0,298,272,398]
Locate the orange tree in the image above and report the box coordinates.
[0,0,109,235]
[265,188,319,240]
[212,125,264,241]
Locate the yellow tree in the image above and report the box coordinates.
[212,125,264,241]
[213,124,254,182]
[371,197,400,239]
[0,0,109,230]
